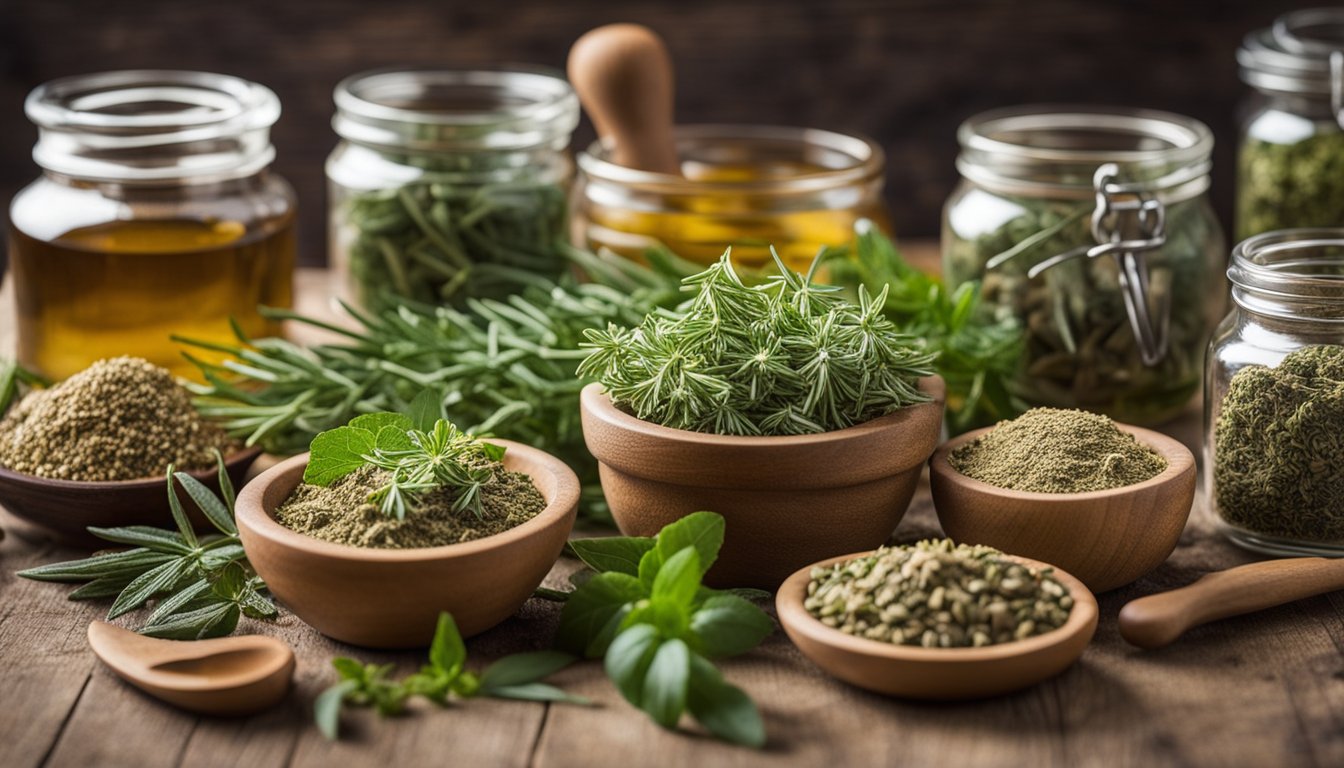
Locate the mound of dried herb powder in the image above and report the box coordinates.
[0,356,234,481]
[805,539,1073,648]
[1214,345,1344,543]
[950,407,1166,493]
[276,463,545,549]
[1237,132,1344,241]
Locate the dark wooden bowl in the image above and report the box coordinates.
[0,448,263,547]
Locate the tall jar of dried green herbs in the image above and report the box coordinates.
[328,68,579,311]
[1236,9,1344,241]
[1207,230,1344,557]
[943,106,1225,425]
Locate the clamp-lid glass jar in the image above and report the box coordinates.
[943,105,1225,425]
[327,67,579,312]
[8,70,296,380]
[1237,8,1344,240]
[570,124,889,272]
[1207,230,1344,556]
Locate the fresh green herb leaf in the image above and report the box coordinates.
[316,679,361,740]
[482,682,590,705]
[555,571,646,656]
[427,613,467,678]
[304,425,377,485]
[349,412,412,434]
[651,548,701,609]
[605,623,661,707]
[642,639,691,729]
[407,389,442,433]
[686,653,766,748]
[650,511,724,580]
[689,594,776,657]
[478,651,576,691]
[567,537,656,576]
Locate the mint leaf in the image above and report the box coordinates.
[479,651,575,690]
[689,594,774,658]
[428,613,467,677]
[349,412,412,434]
[568,537,655,576]
[641,639,690,729]
[651,548,701,609]
[304,426,377,485]
[556,572,647,657]
[374,424,415,453]
[604,624,660,706]
[686,653,765,748]
[407,389,442,432]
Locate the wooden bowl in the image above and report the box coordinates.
[580,377,946,589]
[0,449,263,547]
[235,441,579,649]
[929,424,1196,593]
[777,552,1098,700]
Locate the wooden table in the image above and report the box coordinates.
[2,263,1343,768]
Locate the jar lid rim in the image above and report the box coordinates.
[1239,8,1344,95]
[26,69,279,133]
[1230,229,1344,313]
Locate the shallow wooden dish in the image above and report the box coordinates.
[580,376,946,589]
[777,552,1098,700]
[929,424,1196,593]
[235,441,579,649]
[0,448,263,547]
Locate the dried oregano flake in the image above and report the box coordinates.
[805,540,1073,648]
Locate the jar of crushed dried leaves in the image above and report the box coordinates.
[0,356,235,481]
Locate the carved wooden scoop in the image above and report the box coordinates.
[1119,557,1344,649]
[87,621,294,716]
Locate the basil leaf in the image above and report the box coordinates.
[641,638,690,729]
[407,388,442,432]
[568,537,655,576]
[172,471,236,536]
[479,651,575,691]
[348,412,413,434]
[604,623,660,707]
[555,572,646,656]
[689,594,775,658]
[483,682,590,705]
[427,612,467,677]
[82,526,192,554]
[587,605,633,659]
[651,547,701,609]
[640,512,725,586]
[686,653,766,748]
[304,426,377,485]
[316,679,361,740]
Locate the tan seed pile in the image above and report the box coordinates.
[804,539,1073,648]
[0,356,234,481]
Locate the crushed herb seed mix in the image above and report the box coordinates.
[950,407,1166,493]
[805,540,1073,648]
[0,356,234,481]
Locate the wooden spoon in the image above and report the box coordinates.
[1119,557,1344,649]
[568,23,681,174]
[87,621,294,716]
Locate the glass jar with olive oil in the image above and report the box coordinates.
[571,125,889,272]
[8,70,296,380]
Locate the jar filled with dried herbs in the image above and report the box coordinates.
[328,68,579,312]
[1236,8,1344,240]
[944,106,1225,425]
[1207,230,1344,556]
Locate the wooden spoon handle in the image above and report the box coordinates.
[1118,557,1344,649]
[568,23,680,174]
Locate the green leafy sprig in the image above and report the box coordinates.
[0,357,50,416]
[578,249,936,436]
[556,512,774,748]
[17,453,275,639]
[316,612,588,740]
[303,399,507,521]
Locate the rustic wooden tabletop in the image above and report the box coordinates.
[2,258,1342,768]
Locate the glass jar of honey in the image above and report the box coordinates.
[8,70,296,380]
[571,125,889,272]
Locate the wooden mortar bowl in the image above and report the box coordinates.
[0,448,262,547]
[929,424,1195,593]
[777,552,1098,700]
[580,376,945,589]
[235,441,578,649]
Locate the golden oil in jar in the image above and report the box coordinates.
[10,217,294,380]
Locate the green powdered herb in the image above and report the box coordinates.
[805,539,1073,648]
[1214,345,1344,542]
[0,356,234,481]
[277,463,544,548]
[950,407,1166,493]
[1237,132,1344,241]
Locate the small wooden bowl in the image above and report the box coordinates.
[235,441,579,649]
[580,376,946,589]
[0,449,263,547]
[929,424,1196,593]
[777,552,1098,700]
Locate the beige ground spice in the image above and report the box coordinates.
[275,464,546,548]
[0,356,235,481]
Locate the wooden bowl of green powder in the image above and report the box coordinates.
[928,408,1196,593]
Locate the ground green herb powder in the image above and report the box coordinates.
[276,463,546,548]
[950,407,1166,493]
[0,356,234,481]
[1214,345,1344,543]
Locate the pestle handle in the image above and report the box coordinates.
[568,23,681,174]
[1118,557,1344,649]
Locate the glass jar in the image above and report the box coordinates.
[1207,230,1344,556]
[571,124,889,272]
[328,68,579,312]
[1237,8,1344,240]
[8,70,295,380]
[943,105,1225,425]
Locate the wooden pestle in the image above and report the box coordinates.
[568,23,681,174]
[1118,557,1344,649]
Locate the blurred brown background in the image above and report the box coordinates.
[0,0,1313,269]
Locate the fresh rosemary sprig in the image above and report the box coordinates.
[577,248,936,435]
[17,453,276,639]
